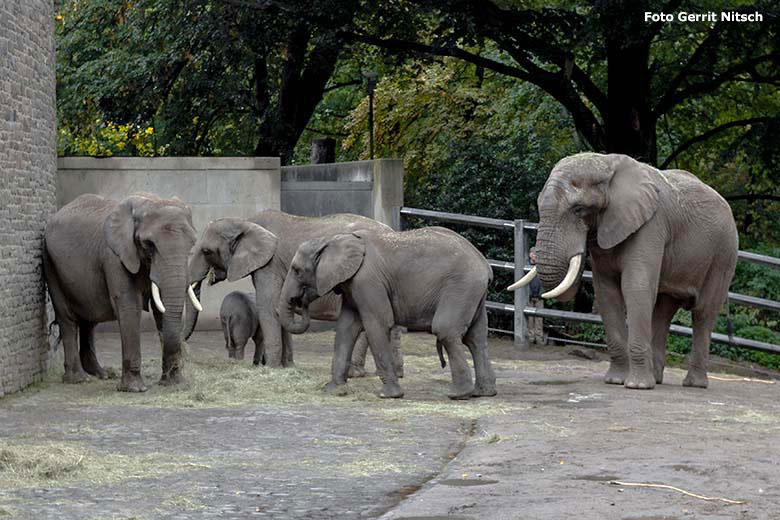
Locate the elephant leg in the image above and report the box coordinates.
[282,329,295,368]
[390,326,404,378]
[348,331,369,378]
[252,327,266,366]
[324,307,364,396]
[61,319,87,384]
[255,276,284,368]
[363,319,404,399]
[684,308,718,388]
[463,304,496,397]
[623,287,657,390]
[45,256,87,384]
[651,294,681,384]
[79,321,107,379]
[113,295,147,393]
[593,273,629,385]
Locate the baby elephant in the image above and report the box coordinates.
[277,226,497,400]
[220,291,264,365]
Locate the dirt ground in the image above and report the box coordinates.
[1,330,779,520]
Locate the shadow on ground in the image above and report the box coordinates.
[1,330,779,519]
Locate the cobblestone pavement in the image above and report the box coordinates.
[1,330,779,519]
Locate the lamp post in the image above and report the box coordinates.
[362,71,377,160]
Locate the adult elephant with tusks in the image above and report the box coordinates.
[277,227,497,400]
[44,193,203,392]
[509,153,738,390]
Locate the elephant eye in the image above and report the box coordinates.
[142,240,155,252]
[573,205,588,217]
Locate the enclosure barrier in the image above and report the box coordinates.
[398,207,780,355]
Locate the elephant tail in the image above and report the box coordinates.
[436,340,447,368]
[225,316,235,350]
[48,319,62,350]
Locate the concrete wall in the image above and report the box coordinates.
[56,157,281,332]
[0,1,58,397]
[281,159,404,229]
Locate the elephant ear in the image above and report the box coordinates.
[597,157,660,250]
[104,195,147,274]
[227,222,278,282]
[315,233,366,296]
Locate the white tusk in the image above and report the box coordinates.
[507,266,537,291]
[151,282,166,314]
[541,255,582,299]
[188,284,203,312]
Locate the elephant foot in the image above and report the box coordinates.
[323,381,350,396]
[118,371,147,393]
[624,367,656,390]
[159,367,185,386]
[654,365,665,385]
[683,370,708,388]
[63,369,89,384]
[379,381,404,399]
[283,360,296,369]
[447,382,474,400]
[603,362,629,385]
[348,364,367,378]
[472,382,497,398]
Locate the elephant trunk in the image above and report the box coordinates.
[534,220,585,301]
[157,264,188,372]
[277,296,311,334]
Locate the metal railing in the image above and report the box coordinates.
[398,207,780,355]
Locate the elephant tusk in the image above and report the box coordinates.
[188,284,203,312]
[541,255,582,299]
[151,282,166,314]
[507,266,537,291]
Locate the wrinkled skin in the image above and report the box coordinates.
[44,193,197,392]
[185,210,403,375]
[531,153,738,389]
[220,291,264,364]
[278,227,497,400]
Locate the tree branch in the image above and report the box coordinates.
[324,79,361,92]
[345,31,606,150]
[660,117,775,168]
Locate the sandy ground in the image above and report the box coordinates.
[1,330,779,519]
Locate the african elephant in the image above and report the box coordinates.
[44,193,203,392]
[277,227,497,400]
[509,153,738,389]
[220,291,264,364]
[184,210,403,374]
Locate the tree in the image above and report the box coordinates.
[347,0,779,167]
[57,0,367,164]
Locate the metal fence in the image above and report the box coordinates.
[398,207,780,355]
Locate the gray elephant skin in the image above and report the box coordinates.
[220,291,264,364]
[510,153,738,390]
[277,226,497,400]
[44,193,201,392]
[185,209,402,375]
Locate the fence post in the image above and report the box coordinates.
[514,219,530,349]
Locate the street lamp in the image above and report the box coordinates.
[362,71,377,160]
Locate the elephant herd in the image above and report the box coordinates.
[43,152,738,399]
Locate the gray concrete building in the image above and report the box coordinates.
[0,1,58,396]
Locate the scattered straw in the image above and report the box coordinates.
[709,375,776,384]
[609,481,745,505]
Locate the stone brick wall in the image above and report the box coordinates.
[0,1,57,397]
